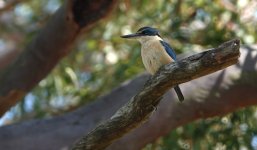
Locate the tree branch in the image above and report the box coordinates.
[0,0,117,116]
[71,39,240,150]
[1,45,256,150]
[108,45,257,150]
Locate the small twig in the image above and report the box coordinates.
[71,39,240,150]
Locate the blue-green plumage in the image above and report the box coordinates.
[159,40,177,61]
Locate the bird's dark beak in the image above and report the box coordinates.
[121,33,142,38]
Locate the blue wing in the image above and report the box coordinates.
[159,40,177,61]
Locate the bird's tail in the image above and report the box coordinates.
[174,85,184,102]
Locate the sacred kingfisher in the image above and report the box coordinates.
[121,26,184,102]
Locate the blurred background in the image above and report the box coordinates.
[0,0,256,149]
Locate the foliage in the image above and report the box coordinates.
[0,0,256,149]
[143,107,257,150]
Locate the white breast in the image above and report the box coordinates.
[140,38,174,75]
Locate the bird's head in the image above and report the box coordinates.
[121,26,161,43]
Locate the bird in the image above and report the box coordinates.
[121,26,184,102]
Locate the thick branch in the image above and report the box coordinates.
[108,45,257,150]
[0,0,117,116]
[71,39,240,150]
[0,46,256,150]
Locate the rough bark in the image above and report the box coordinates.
[71,39,240,150]
[107,46,257,150]
[0,0,117,116]
[0,45,256,150]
